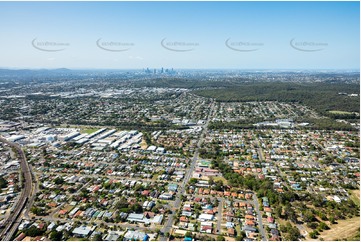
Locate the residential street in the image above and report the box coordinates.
[216,198,223,234]
[252,194,267,241]
[160,101,215,240]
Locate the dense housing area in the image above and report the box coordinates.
[0,70,359,241]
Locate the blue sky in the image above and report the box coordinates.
[0,1,359,69]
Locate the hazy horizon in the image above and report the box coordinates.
[0,1,359,69]
[0,67,360,72]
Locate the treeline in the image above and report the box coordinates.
[66,119,188,132]
[193,82,360,115]
[208,119,355,131]
[328,113,359,120]
[208,121,255,130]
[131,77,251,89]
[299,118,355,130]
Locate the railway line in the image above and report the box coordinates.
[0,137,33,241]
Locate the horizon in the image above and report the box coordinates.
[0,67,360,72]
[0,1,359,70]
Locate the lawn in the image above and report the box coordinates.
[328,110,354,115]
[349,189,360,207]
[213,176,228,186]
[140,138,148,149]
[317,216,360,241]
[80,127,100,134]
[67,237,88,241]
[55,125,101,134]
[347,230,360,241]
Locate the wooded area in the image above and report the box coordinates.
[193,82,360,116]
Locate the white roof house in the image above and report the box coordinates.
[127,213,148,223]
[152,214,163,224]
[198,214,214,221]
[147,145,157,152]
[124,230,148,241]
[72,225,95,237]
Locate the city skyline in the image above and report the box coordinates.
[0,1,359,69]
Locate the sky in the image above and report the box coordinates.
[0,1,359,70]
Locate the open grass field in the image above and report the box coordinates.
[213,176,228,186]
[67,237,88,241]
[80,127,99,134]
[328,110,354,115]
[317,216,360,241]
[349,189,360,207]
[346,230,360,241]
[56,124,104,134]
[140,138,148,149]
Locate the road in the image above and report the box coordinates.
[253,193,267,241]
[160,101,215,240]
[216,198,223,234]
[254,139,269,241]
[190,192,267,240]
[35,215,150,232]
[0,137,34,241]
[255,139,265,162]
[192,192,267,240]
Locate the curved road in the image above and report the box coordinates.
[0,137,34,241]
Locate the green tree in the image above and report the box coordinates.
[189,178,197,185]
[24,226,44,237]
[274,205,282,218]
[130,203,143,213]
[50,231,63,241]
[236,232,246,241]
[54,177,64,185]
[318,222,329,231]
[303,210,316,222]
[216,235,225,241]
[309,230,318,239]
[307,222,318,229]
[92,234,103,241]
[185,231,193,238]
[0,177,7,188]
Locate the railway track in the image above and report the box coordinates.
[0,137,33,241]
